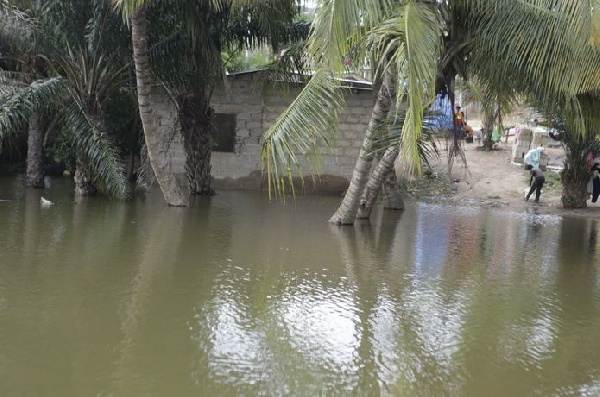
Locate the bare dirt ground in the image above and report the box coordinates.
[409,135,600,219]
[431,137,562,206]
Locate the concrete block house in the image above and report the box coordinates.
[152,71,374,194]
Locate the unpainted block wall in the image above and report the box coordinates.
[152,73,374,193]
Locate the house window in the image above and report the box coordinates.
[213,113,236,153]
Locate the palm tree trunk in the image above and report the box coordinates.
[382,173,404,210]
[26,114,44,188]
[74,157,98,196]
[356,146,400,219]
[561,179,588,208]
[180,95,215,195]
[561,152,589,208]
[131,7,187,206]
[329,70,395,225]
[481,108,495,150]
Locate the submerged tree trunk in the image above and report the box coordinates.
[382,173,404,210]
[74,158,98,196]
[136,142,155,190]
[131,7,187,206]
[180,95,215,195]
[356,146,400,219]
[329,70,395,225]
[26,114,44,188]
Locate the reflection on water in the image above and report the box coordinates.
[1,176,600,396]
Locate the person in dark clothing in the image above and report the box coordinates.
[525,164,545,202]
[591,161,600,203]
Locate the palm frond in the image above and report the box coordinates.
[458,76,519,122]
[146,1,223,97]
[64,97,130,200]
[260,70,345,197]
[111,0,148,19]
[370,108,441,170]
[0,76,66,140]
[0,70,28,95]
[368,1,441,176]
[225,0,306,49]
[590,1,600,45]
[309,0,393,71]
[258,41,311,94]
[464,0,600,98]
[0,3,45,59]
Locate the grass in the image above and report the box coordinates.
[523,169,562,193]
[543,171,562,193]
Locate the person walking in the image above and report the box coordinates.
[525,164,545,202]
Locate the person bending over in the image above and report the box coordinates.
[525,164,545,203]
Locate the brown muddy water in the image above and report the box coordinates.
[1,175,600,397]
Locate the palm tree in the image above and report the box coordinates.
[0,0,132,199]
[0,1,48,189]
[457,77,518,151]
[112,0,307,204]
[261,0,600,223]
[262,1,441,225]
[148,0,305,196]
[112,0,188,206]
[464,1,600,208]
[534,94,600,208]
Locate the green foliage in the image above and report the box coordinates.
[44,126,75,169]
[103,88,143,156]
[148,0,306,98]
[0,77,67,140]
[222,46,275,73]
[261,0,441,196]
[543,171,561,194]
[65,99,129,199]
[0,0,135,199]
[260,71,346,197]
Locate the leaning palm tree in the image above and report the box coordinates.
[112,0,188,206]
[113,0,307,204]
[261,1,441,225]
[0,0,132,199]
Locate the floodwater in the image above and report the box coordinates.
[1,176,600,397]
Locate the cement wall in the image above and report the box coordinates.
[152,73,374,193]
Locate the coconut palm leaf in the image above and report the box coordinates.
[370,108,441,170]
[260,70,345,196]
[111,0,147,19]
[0,2,38,53]
[590,1,600,45]
[464,0,600,100]
[367,1,441,176]
[309,0,393,70]
[259,41,311,89]
[470,0,600,144]
[259,1,398,197]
